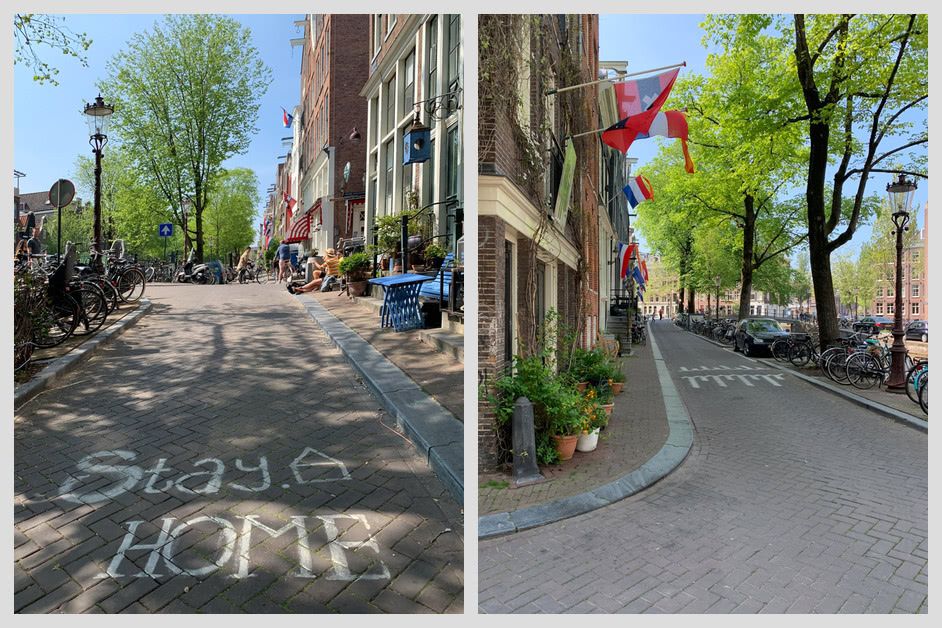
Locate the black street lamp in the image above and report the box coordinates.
[885,173,917,393]
[83,94,114,266]
[714,275,721,322]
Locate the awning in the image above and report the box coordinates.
[283,211,311,244]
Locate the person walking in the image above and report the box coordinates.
[275,241,291,282]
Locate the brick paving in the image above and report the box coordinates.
[14,283,463,613]
[479,320,927,614]
[310,290,464,422]
[479,336,668,515]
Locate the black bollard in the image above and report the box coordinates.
[512,397,544,487]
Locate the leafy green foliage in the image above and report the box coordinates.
[100,14,272,261]
[13,14,92,85]
[202,168,260,260]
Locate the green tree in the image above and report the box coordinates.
[202,168,260,261]
[788,14,927,347]
[74,148,180,259]
[13,14,92,85]
[832,252,875,319]
[101,14,271,262]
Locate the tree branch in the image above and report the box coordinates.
[690,193,745,219]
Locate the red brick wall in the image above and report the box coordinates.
[478,214,506,470]
[328,14,370,240]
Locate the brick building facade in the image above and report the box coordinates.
[361,14,464,261]
[478,15,599,471]
[872,204,928,322]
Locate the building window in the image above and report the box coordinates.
[426,17,438,102]
[887,303,895,314]
[446,15,461,96]
[387,14,396,35]
[384,77,396,134]
[445,124,460,200]
[402,49,415,116]
[372,15,382,57]
[370,96,379,148]
[401,159,413,211]
[876,287,883,297]
[912,284,920,297]
[912,250,921,264]
[422,138,436,207]
[876,303,884,314]
[912,303,920,316]
[384,140,394,213]
[887,287,894,297]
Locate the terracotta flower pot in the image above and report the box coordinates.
[552,434,579,461]
[575,382,589,393]
[611,382,624,395]
[348,280,369,297]
[602,403,615,417]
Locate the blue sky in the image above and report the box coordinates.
[13,14,304,231]
[599,14,928,256]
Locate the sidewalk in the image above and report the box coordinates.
[479,334,670,515]
[310,291,463,422]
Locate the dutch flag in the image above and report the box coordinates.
[623,175,654,209]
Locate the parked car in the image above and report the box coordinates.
[734,318,790,357]
[853,316,894,335]
[905,320,928,343]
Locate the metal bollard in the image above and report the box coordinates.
[512,397,544,487]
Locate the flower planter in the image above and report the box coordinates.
[576,428,600,452]
[602,403,615,417]
[347,280,369,297]
[611,382,624,395]
[552,434,579,461]
[575,381,589,393]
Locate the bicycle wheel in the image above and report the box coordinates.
[14,307,34,371]
[255,269,268,284]
[789,341,814,368]
[918,375,928,414]
[906,363,927,404]
[117,268,146,302]
[771,339,790,361]
[32,293,80,348]
[846,353,881,390]
[827,352,852,384]
[70,285,108,336]
[98,278,120,313]
[818,347,843,375]
[144,266,156,282]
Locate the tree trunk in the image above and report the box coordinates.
[738,194,756,320]
[687,285,695,315]
[806,118,840,347]
[677,255,687,314]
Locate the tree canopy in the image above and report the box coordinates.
[100,14,271,261]
[13,14,92,85]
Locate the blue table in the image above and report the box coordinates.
[368,273,434,332]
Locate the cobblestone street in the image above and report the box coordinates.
[14,283,463,613]
[479,320,927,614]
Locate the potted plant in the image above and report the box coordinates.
[594,385,615,418]
[576,389,607,452]
[339,252,372,296]
[609,369,626,395]
[548,391,583,461]
[423,242,448,270]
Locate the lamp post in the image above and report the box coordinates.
[714,275,721,322]
[83,94,114,267]
[885,173,917,393]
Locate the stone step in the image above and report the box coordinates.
[443,312,464,335]
[417,328,464,363]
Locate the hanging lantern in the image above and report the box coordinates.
[403,115,431,165]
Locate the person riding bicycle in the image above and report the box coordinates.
[236,246,252,282]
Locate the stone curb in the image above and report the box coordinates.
[14,298,153,410]
[684,330,928,432]
[294,294,464,504]
[478,323,695,540]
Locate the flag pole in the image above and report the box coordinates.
[546,61,686,96]
[570,106,689,140]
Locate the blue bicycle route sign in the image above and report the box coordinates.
[158,223,173,237]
